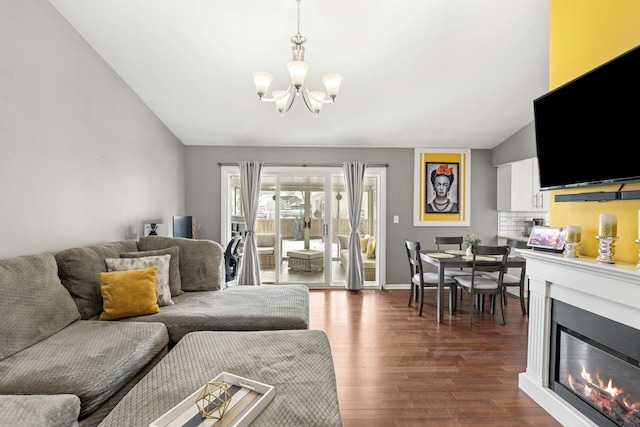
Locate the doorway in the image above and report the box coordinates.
[221,165,385,287]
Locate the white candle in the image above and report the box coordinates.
[598,214,617,237]
[566,225,582,243]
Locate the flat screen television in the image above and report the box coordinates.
[172,215,193,238]
[533,44,640,191]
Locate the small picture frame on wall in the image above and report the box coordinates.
[143,223,169,236]
[414,148,471,226]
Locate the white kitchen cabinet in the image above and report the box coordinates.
[497,158,549,212]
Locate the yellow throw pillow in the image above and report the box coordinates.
[359,235,370,252]
[366,238,376,259]
[99,267,160,320]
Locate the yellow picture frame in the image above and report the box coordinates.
[413,148,471,226]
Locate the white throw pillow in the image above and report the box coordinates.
[105,255,173,307]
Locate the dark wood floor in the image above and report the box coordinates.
[309,288,562,427]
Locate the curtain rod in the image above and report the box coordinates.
[217,162,389,168]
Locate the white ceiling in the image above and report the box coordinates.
[48,0,549,149]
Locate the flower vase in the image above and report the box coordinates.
[466,246,472,257]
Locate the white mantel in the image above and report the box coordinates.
[516,249,640,426]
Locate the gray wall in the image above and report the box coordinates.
[0,0,185,259]
[491,121,537,166]
[185,146,497,285]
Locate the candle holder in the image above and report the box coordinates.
[635,239,640,270]
[595,235,618,264]
[563,241,581,258]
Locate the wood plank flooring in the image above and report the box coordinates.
[309,288,562,427]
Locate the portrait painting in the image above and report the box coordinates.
[414,148,470,226]
[425,163,459,214]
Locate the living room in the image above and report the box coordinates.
[2,1,640,425]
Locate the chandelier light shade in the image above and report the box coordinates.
[272,90,290,114]
[252,0,342,117]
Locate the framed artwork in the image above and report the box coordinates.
[413,148,471,226]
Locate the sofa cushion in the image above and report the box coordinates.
[0,320,168,420]
[120,246,182,296]
[99,267,160,320]
[55,240,139,319]
[115,285,310,345]
[0,254,80,361]
[0,394,80,427]
[105,255,173,306]
[256,233,275,247]
[137,236,224,292]
[257,247,274,256]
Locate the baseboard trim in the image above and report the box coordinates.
[381,283,409,290]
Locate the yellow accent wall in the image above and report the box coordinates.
[549,0,640,263]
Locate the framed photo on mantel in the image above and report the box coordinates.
[413,148,471,226]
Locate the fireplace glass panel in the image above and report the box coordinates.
[558,330,640,426]
[557,328,640,426]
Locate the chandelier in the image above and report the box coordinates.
[252,0,342,117]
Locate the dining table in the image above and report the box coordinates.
[419,249,527,323]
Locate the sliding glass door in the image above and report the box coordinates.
[221,165,384,288]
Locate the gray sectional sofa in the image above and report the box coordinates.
[0,236,311,427]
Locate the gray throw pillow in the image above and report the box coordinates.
[105,255,173,306]
[55,240,139,319]
[137,237,224,292]
[120,246,182,296]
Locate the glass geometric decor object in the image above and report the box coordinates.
[196,381,231,420]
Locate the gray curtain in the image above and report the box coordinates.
[343,161,367,290]
[238,161,263,286]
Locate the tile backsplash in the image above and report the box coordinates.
[498,211,550,236]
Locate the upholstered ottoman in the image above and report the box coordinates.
[288,249,324,272]
[99,330,342,427]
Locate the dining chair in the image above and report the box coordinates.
[479,238,528,315]
[453,245,510,325]
[405,240,457,317]
[434,236,473,306]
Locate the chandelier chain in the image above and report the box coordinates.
[296,0,301,36]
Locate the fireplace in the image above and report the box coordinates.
[550,300,640,427]
[516,249,640,426]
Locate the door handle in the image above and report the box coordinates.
[323,224,329,237]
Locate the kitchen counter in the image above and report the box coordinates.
[498,234,529,243]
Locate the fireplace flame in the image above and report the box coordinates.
[567,366,640,426]
[580,365,623,399]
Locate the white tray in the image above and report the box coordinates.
[149,372,275,427]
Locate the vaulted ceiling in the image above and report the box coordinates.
[48,0,549,149]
